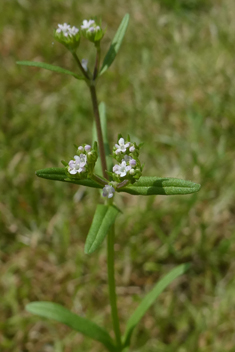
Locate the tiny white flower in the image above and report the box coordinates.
[113,161,131,177]
[69,26,79,36]
[78,146,84,152]
[68,154,87,174]
[102,185,115,198]
[81,59,88,71]
[56,23,71,35]
[81,19,95,30]
[76,154,87,167]
[129,146,135,152]
[115,138,130,154]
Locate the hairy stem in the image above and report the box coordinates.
[107,224,122,350]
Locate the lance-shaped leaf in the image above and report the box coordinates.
[36,167,102,189]
[85,205,120,254]
[17,61,84,80]
[26,302,116,352]
[123,263,191,347]
[93,102,112,174]
[99,14,129,76]
[118,177,201,196]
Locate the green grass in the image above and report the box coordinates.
[1,0,235,351]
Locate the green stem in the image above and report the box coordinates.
[72,52,90,81]
[72,52,108,179]
[107,224,122,350]
[89,84,108,179]
[93,43,101,79]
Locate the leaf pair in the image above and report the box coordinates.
[36,167,201,196]
[17,14,130,80]
[26,263,190,351]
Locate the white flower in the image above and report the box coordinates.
[56,23,71,35]
[102,185,115,198]
[70,26,79,36]
[81,19,95,30]
[129,145,135,152]
[115,138,130,154]
[56,23,79,38]
[78,146,84,152]
[81,59,88,71]
[68,154,87,174]
[113,161,131,177]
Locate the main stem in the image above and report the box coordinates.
[107,224,122,350]
[89,84,108,179]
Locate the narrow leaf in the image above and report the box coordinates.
[26,302,116,351]
[93,102,112,174]
[123,263,191,347]
[36,167,102,189]
[85,205,119,254]
[119,177,201,196]
[99,14,129,76]
[17,61,84,80]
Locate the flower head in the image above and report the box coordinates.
[112,135,143,183]
[81,18,104,43]
[55,23,80,51]
[66,142,98,179]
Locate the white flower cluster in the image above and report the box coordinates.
[112,138,138,178]
[81,19,101,33]
[68,145,91,175]
[113,155,136,177]
[56,23,79,38]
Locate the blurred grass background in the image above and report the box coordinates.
[1,0,235,351]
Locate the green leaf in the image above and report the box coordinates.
[36,167,102,189]
[17,61,84,80]
[119,177,201,196]
[85,204,120,254]
[123,263,191,347]
[93,102,112,174]
[99,14,129,76]
[26,302,116,351]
